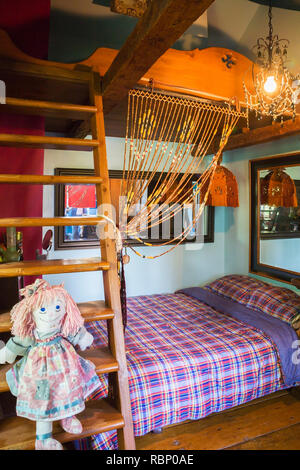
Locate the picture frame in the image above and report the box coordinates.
[54,168,215,250]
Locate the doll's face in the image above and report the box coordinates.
[33,297,66,334]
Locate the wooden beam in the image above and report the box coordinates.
[102,0,215,115]
[224,116,300,152]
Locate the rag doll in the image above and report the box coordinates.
[0,279,101,450]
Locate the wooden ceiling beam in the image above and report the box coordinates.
[224,116,300,152]
[72,0,214,138]
[101,0,215,115]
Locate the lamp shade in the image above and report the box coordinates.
[260,168,298,207]
[201,165,239,207]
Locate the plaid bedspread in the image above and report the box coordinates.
[76,292,285,450]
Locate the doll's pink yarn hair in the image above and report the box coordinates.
[11,279,84,339]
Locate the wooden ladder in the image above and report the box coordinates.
[0,65,135,450]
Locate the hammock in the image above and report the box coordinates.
[114,88,246,259]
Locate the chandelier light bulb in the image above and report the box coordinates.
[264,75,277,93]
[244,4,300,121]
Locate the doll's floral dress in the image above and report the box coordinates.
[5,328,100,421]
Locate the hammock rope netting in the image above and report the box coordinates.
[112,88,247,259]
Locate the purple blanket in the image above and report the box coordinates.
[178,287,300,388]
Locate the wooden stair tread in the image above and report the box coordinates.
[0,399,124,450]
[0,216,106,227]
[0,347,118,393]
[78,300,114,322]
[0,258,110,277]
[0,301,114,333]
[0,174,103,185]
[0,312,11,332]
[0,134,99,151]
[2,97,97,120]
[0,363,11,393]
[80,347,118,374]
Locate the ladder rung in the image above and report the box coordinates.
[0,174,102,185]
[0,363,11,393]
[2,97,97,120]
[78,300,115,322]
[0,134,99,151]
[0,399,124,450]
[0,258,110,277]
[0,312,11,332]
[80,347,119,374]
[0,216,106,227]
[0,347,118,393]
[0,301,114,333]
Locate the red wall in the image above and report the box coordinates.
[0,0,50,60]
[0,0,50,284]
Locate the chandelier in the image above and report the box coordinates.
[243,1,300,122]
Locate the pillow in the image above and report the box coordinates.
[204,274,265,303]
[205,274,300,327]
[246,285,300,326]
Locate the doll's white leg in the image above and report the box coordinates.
[35,421,63,450]
[60,415,82,434]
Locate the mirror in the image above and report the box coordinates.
[250,153,300,284]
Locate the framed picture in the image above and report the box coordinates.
[55,168,99,250]
[54,168,215,250]
[55,168,138,250]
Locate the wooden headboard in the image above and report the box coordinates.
[0,27,256,106]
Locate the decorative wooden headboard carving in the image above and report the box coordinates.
[0,28,256,105]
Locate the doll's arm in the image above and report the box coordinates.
[68,326,94,351]
[0,336,34,364]
[0,344,16,364]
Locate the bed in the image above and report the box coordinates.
[75,275,300,450]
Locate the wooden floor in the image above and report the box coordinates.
[135,389,300,450]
